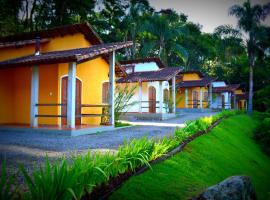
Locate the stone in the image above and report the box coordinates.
[194,176,257,200]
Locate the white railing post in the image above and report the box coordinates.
[200,87,203,108]
[209,83,213,108]
[172,76,176,113]
[185,89,188,108]
[30,65,39,127]
[109,51,115,125]
[159,81,163,113]
[67,62,76,128]
[138,81,142,113]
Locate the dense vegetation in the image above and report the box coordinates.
[110,115,270,200]
[0,0,269,112]
[0,110,240,200]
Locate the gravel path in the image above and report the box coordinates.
[0,112,216,171]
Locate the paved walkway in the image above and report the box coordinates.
[0,112,216,170]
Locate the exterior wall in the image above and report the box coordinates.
[176,86,209,109]
[116,80,170,114]
[182,73,200,81]
[212,92,231,109]
[134,62,159,72]
[57,57,109,126]
[0,32,109,126]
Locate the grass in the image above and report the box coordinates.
[115,121,132,128]
[110,115,270,200]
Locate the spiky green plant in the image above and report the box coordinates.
[0,161,18,200]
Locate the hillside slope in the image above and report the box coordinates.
[110,115,270,200]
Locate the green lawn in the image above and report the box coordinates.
[110,115,270,200]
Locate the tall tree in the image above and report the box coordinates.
[229,0,270,114]
[140,10,188,65]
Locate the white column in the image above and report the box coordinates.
[30,65,39,127]
[233,93,237,109]
[67,62,76,128]
[172,76,176,113]
[159,81,163,113]
[138,81,142,113]
[200,87,203,108]
[209,84,213,108]
[185,89,188,108]
[109,51,115,125]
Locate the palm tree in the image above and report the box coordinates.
[140,12,188,65]
[229,0,270,114]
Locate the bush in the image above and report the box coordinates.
[0,161,18,200]
[254,118,270,156]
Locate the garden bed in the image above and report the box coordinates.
[0,110,242,200]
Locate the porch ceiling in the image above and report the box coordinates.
[0,41,132,75]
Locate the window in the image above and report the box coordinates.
[163,89,169,103]
[102,82,109,104]
[204,92,208,101]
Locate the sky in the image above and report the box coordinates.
[148,0,270,33]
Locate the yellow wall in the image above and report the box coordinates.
[0,32,109,126]
[177,72,208,109]
[177,87,209,109]
[182,73,201,81]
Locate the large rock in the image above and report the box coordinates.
[195,176,257,200]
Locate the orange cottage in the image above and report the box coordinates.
[0,23,132,135]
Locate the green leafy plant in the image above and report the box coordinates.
[115,84,138,122]
[0,161,18,200]
[116,137,154,172]
[150,137,179,160]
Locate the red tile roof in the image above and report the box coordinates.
[0,22,102,45]
[213,84,240,93]
[177,77,217,88]
[0,38,50,49]
[119,57,166,69]
[117,67,182,83]
[0,42,133,75]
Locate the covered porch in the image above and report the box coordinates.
[176,77,216,112]
[0,42,132,135]
[117,67,181,120]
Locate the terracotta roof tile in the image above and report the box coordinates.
[177,77,217,88]
[117,67,182,83]
[119,57,166,69]
[0,22,102,45]
[213,84,240,93]
[0,42,133,73]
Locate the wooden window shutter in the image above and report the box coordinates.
[102,82,109,104]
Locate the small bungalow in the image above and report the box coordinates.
[211,81,240,109]
[116,58,181,120]
[176,71,216,112]
[0,22,132,135]
[234,88,248,110]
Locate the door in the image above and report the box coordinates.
[148,86,156,113]
[61,77,82,126]
[193,91,198,108]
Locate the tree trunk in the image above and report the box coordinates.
[247,58,254,115]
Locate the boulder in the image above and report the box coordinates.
[194,176,257,200]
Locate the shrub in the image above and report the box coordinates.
[20,158,80,200]
[0,161,18,200]
[254,118,270,156]
[150,137,179,160]
[116,138,154,172]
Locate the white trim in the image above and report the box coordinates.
[59,74,83,126]
[30,65,39,127]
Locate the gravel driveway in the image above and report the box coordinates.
[0,112,216,171]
